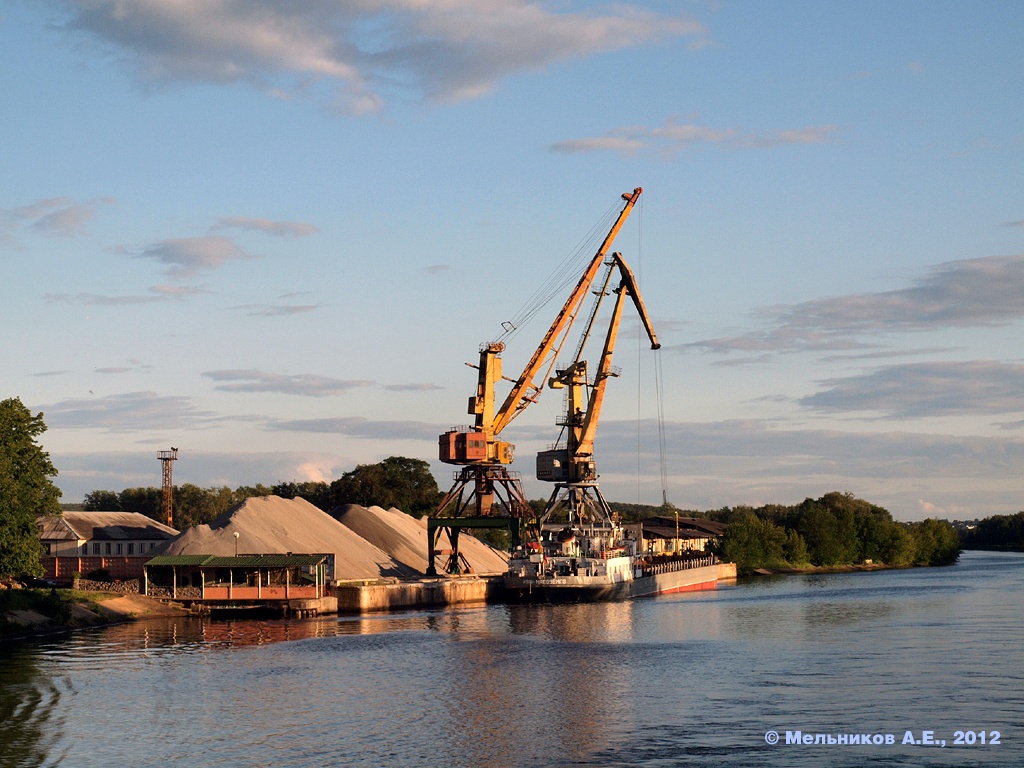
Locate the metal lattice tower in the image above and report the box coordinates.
[157,448,178,528]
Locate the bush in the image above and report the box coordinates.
[86,568,111,582]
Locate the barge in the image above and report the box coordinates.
[504,522,720,603]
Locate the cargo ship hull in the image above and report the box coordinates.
[503,561,720,604]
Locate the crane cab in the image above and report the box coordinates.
[439,428,515,465]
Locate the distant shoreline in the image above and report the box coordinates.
[748,562,918,577]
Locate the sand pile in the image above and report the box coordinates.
[331,504,509,575]
[413,512,510,574]
[332,504,430,573]
[155,496,415,581]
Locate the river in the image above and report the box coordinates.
[1,550,1021,767]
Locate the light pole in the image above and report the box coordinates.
[233,531,240,558]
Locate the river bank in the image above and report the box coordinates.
[749,561,914,576]
[0,588,190,641]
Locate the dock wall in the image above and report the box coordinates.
[717,562,738,581]
[333,577,503,614]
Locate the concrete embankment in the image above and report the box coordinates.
[333,576,503,613]
[334,564,738,613]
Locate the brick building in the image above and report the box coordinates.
[38,512,179,583]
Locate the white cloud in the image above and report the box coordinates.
[53,1,705,111]
[550,135,646,154]
[551,120,836,155]
[203,369,373,396]
[383,382,444,392]
[212,216,319,237]
[591,418,1024,519]
[136,235,253,278]
[37,391,219,431]
[267,415,441,441]
[50,450,350,501]
[230,303,319,317]
[799,360,1024,418]
[2,196,114,241]
[45,285,205,304]
[685,255,1024,356]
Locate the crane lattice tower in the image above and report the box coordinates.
[157,448,178,528]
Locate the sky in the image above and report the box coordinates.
[2,1,1022,521]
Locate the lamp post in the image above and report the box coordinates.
[233,531,240,558]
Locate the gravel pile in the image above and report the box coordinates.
[332,504,509,575]
[155,496,415,581]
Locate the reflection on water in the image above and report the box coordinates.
[0,648,66,768]
[1,551,1022,767]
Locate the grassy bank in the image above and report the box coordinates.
[0,588,190,640]
[747,562,912,577]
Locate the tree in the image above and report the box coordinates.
[172,483,230,530]
[117,487,163,520]
[330,456,442,515]
[83,490,121,511]
[0,398,62,577]
[272,481,332,511]
[719,513,787,574]
[796,499,858,566]
[910,519,961,565]
[783,528,810,565]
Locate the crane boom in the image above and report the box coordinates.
[439,187,644,468]
[490,187,643,437]
[537,251,659,485]
[575,253,659,457]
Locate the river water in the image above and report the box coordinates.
[1,550,1021,768]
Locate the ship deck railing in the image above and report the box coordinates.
[641,555,718,577]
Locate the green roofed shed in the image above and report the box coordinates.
[143,553,330,602]
[145,554,328,568]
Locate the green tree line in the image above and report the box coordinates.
[959,511,1024,551]
[1,398,62,577]
[711,492,960,575]
[84,456,443,530]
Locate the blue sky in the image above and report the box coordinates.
[2,1,1022,520]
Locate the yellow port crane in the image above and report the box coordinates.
[535,250,659,528]
[428,187,648,575]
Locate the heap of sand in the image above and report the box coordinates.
[331,504,509,575]
[155,496,416,581]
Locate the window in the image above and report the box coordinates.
[116,543,123,555]
[104,543,111,555]
[127,543,135,555]
[43,543,52,556]
[92,543,100,555]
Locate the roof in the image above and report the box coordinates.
[641,523,711,541]
[146,554,328,568]
[642,516,727,537]
[38,512,179,542]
